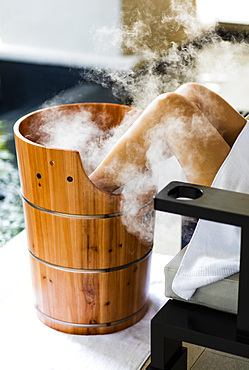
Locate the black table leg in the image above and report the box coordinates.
[147,318,187,369]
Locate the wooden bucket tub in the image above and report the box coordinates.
[14,103,154,334]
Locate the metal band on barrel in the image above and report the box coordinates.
[21,192,152,220]
[28,248,152,273]
[35,300,149,328]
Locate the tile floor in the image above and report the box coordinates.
[142,343,249,369]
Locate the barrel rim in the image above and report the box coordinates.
[13,102,135,147]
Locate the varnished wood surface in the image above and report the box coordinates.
[30,253,151,335]
[14,103,136,215]
[14,103,154,334]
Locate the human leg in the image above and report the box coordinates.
[175,83,247,147]
[90,92,230,192]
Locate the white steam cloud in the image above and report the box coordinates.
[28,2,249,246]
[34,108,141,175]
[30,109,210,245]
[27,109,163,244]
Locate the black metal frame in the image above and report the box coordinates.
[147,181,249,370]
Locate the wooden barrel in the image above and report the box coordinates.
[14,103,154,334]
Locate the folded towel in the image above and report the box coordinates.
[172,121,249,300]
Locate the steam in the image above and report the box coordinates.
[35,108,141,176]
[87,3,249,111]
[30,108,184,245]
[28,1,249,246]
[120,122,175,243]
[119,109,217,244]
[87,0,205,108]
[196,40,249,84]
[31,107,212,246]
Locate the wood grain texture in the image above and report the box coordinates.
[14,103,154,334]
[30,254,151,335]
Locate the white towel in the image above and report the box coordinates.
[172,121,249,300]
